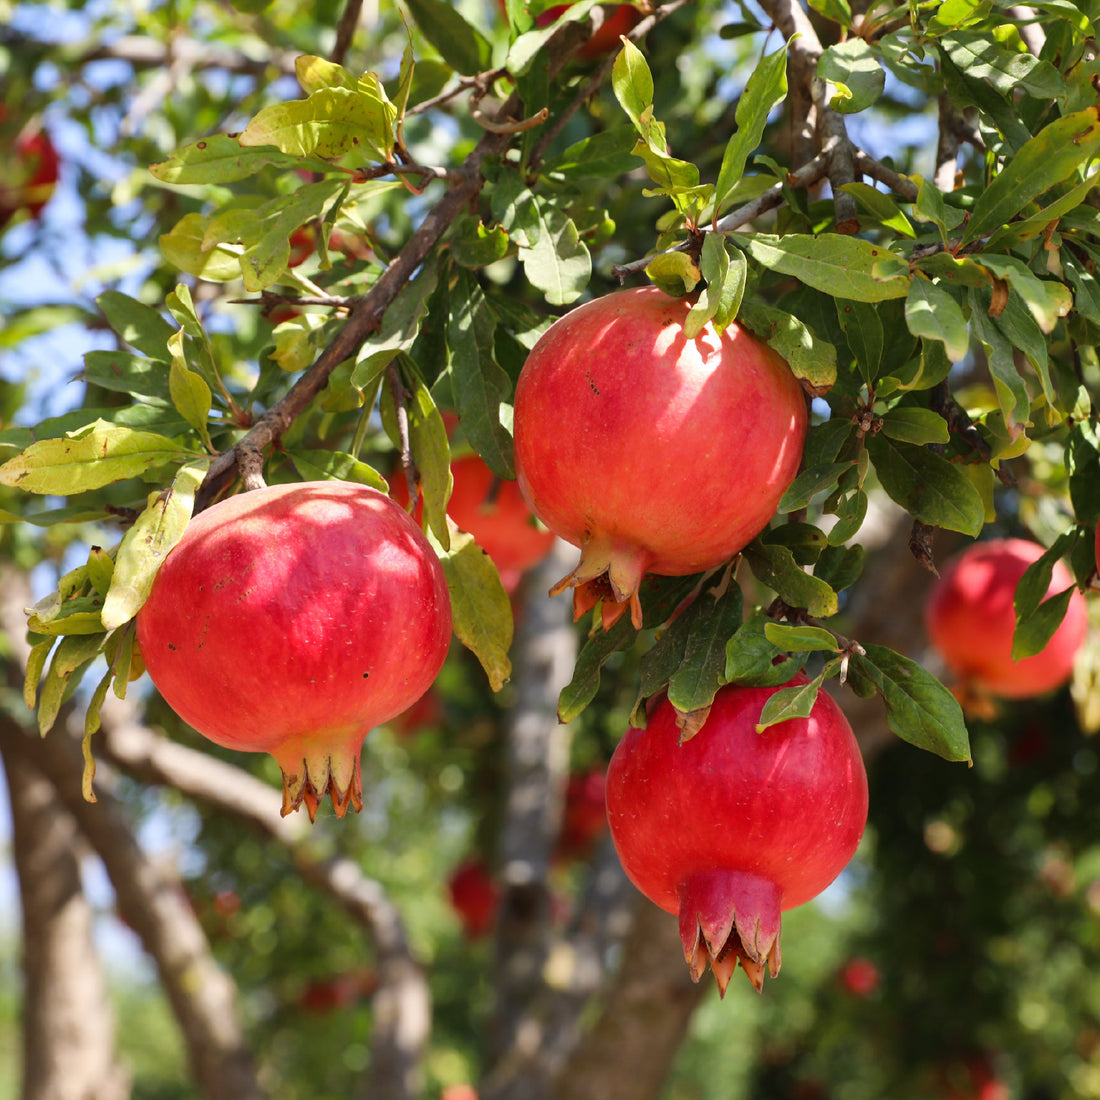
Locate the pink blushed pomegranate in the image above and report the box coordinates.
[513,286,807,630]
[136,481,452,820]
[924,537,1087,700]
[606,675,868,993]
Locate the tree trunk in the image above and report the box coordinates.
[2,734,131,1100]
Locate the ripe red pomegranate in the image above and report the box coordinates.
[605,674,868,993]
[536,3,643,58]
[838,956,880,998]
[554,766,608,862]
[0,112,59,228]
[136,481,452,820]
[924,537,1087,700]
[390,451,554,592]
[447,858,500,939]
[513,286,807,629]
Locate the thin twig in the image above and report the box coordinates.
[330,0,365,67]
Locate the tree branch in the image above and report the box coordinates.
[92,698,430,1100]
[482,542,579,1100]
[1,718,130,1100]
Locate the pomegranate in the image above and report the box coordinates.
[605,674,868,993]
[924,537,1087,700]
[554,766,608,862]
[0,111,59,228]
[447,858,500,939]
[287,224,316,267]
[838,956,880,998]
[513,286,807,629]
[136,481,452,820]
[390,451,554,592]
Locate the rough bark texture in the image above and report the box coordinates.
[483,541,579,1100]
[2,735,131,1100]
[553,897,707,1100]
[93,697,430,1100]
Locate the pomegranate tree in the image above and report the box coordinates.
[924,538,1087,700]
[513,285,807,629]
[136,481,452,820]
[606,675,868,993]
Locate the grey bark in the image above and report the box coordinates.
[2,735,131,1100]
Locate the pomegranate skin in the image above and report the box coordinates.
[606,675,868,993]
[136,481,452,820]
[924,537,1087,700]
[513,286,807,629]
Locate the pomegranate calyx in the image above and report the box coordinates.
[548,539,652,630]
[274,738,364,822]
[677,870,783,996]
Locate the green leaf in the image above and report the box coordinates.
[835,298,883,384]
[238,85,397,162]
[100,460,208,630]
[826,488,867,545]
[0,421,191,495]
[714,41,788,214]
[976,255,1072,334]
[160,212,247,283]
[685,236,745,337]
[83,352,172,404]
[96,291,176,359]
[646,252,701,297]
[167,334,214,450]
[755,672,824,733]
[288,449,389,492]
[403,0,492,76]
[543,126,638,180]
[1013,585,1079,662]
[734,233,909,302]
[879,406,950,445]
[517,201,591,306]
[763,622,839,653]
[807,0,851,23]
[911,175,965,245]
[779,461,853,512]
[506,0,600,73]
[449,216,511,269]
[295,54,359,94]
[961,107,1100,245]
[905,276,970,362]
[968,297,1031,428]
[612,38,655,138]
[852,644,971,761]
[942,31,1065,101]
[743,541,839,617]
[447,270,515,480]
[840,181,916,238]
[818,39,885,114]
[24,639,53,710]
[558,615,636,723]
[353,263,439,387]
[435,521,512,692]
[865,434,984,535]
[37,635,105,736]
[408,383,453,548]
[725,613,807,686]
[738,302,838,395]
[666,573,745,728]
[150,133,315,185]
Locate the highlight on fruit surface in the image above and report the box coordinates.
[513,285,807,630]
[924,537,1087,702]
[605,675,868,994]
[136,481,452,821]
